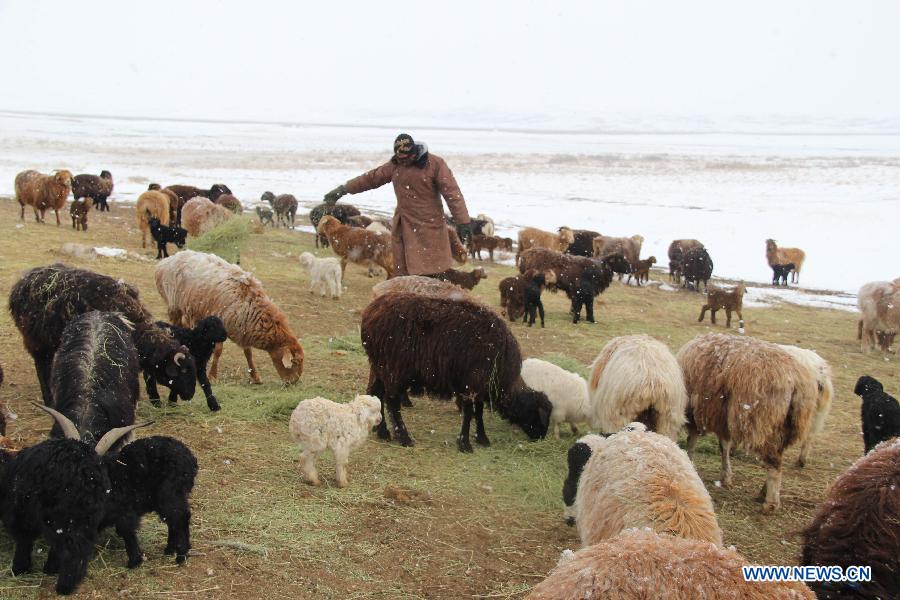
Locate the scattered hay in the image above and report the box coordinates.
[188,218,249,263]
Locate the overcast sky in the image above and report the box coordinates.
[1,0,898,128]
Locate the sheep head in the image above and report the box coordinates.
[505,383,552,440]
[298,252,315,268]
[269,340,304,384]
[54,170,74,189]
[353,395,383,428]
[31,402,152,456]
[558,227,575,248]
[317,214,341,235]
[100,170,113,180]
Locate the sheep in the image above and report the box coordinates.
[433,266,487,290]
[771,263,795,286]
[853,375,900,453]
[518,248,613,303]
[9,264,197,406]
[526,529,815,600]
[361,292,552,451]
[698,283,746,329]
[298,251,343,299]
[347,214,373,228]
[309,201,361,244]
[469,234,508,261]
[214,193,243,214]
[587,335,687,440]
[800,438,899,600]
[14,169,73,225]
[521,359,589,439]
[149,217,188,259]
[570,267,603,324]
[627,255,656,285]
[317,214,394,279]
[48,312,140,453]
[135,190,171,248]
[565,229,601,257]
[667,239,704,284]
[154,316,229,411]
[475,213,495,237]
[164,183,231,225]
[288,395,382,488]
[680,246,713,292]
[270,193,299,228]
[678,333,819,512]
[181,197,233,237]
[857,280,900,354]
[255,205,275,226]
[155,250,305,385]
[592,235,644,275]
[522,271,550,327]
[372,275,478,301]
[570,423,723,546]
[69,197,92,231]
[516,226,575,260]
[561,433,604,525]
[777,344,834,466]
[1,406,146,595]
[71,170,113,212]
[766,239,806,284]
[498,269,556,323]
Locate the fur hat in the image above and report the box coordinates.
[394,133,415,155]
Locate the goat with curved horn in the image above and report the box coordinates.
[94,422,154,456]
[31,401,79,440]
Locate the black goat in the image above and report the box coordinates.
[9,264,197,405]
[524,272,548,327]
[154,316,228,411]
[49,312,140,453]
[854,375,900,453]
[148,217,187,259]
[771,263,795,286]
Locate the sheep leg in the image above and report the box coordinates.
[387,395,414,447]
[340,258,348,278]
[334,446,350,488]
[698,305,709,323]
[720,438,733,487]
[11,534,35,574]
[457,400,475,453]
[115,517,144,568]
[797,435,813,468]
[569,422,580,435]
[43,547,60,574]
[209,342,223,381]
[474,399,490,447]
[710,308,717,325]
[760,459,783,514]
[196,360,220,411]
[538,299,545,328]
[685,426,699,460]
[725,308,732,328]
[585,298,595,323]
[162,502,192,564]
[144,373,162,407]
[552,421,560,439]
[367,373,391,440]
[55,209,60,226]
[299,450,320,486]
[243,347,263,384]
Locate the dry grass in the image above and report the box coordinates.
[0,197,895,598]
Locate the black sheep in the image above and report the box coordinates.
[71,170,113,212]
[571,273,596,324]
[565,230,602,257]
[308,201,361,246]
[361,292,552,452]
[681,247,714,292]
[49,312,140,453]
[854,375,900,453]
[8,264,197,405]
[154,316,228,411]
[771,263,795,286]
[148,217,188,259]
[523,271,548,327]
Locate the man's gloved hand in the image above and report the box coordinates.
[456,221,474,243]
[323,185,347,205]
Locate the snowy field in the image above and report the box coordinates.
[1,110,898,302]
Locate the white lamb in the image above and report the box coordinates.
[288,395,382,488]
[520,358,590,439]
[299,251,342,299]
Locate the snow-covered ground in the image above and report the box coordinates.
[1,110,898,302]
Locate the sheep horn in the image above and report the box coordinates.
[94,421,154,456]
[174,352,185,366]
[30,402,80,441]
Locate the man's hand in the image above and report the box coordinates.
[323,185,347,205]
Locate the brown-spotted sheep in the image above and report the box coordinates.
[155,250,305,385]
[135,190,171,248]
[765,239,806,284]
[14,169,73,225]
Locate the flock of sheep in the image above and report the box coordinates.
[3,167,899,598]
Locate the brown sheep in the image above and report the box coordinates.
[272,194,299,228]
[678,333,819,513]
[433,267,487,290]
[317,215,394,279]
[668,239,704,283]
[135,190,171,248]
[499,269,557,322]
[516,226,575,260]
[69,198,92,231]
[469,234,513,261]
[627,256,656,285]
[14,169,73,225]
[71,170,113,212]
[857,280,900,353]
[698,283,746,328]
[181,198,233,237]
[518,248,612,302]
[215,193,243,214]
[766,239,806,284]
[591,234,644,272]
[163,183,231,225]
[347,215,373,228]
[800,438,899,599]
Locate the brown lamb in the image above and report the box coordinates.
[698,283,746,328]
[627,256,656,285]
[499,269,557,322]
[15,169,73,225]
[433,267,487,290]
[317,215,394,279]
[69,198,92,231]
[469,234,513,261]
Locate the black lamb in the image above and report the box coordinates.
[854,375,900,453]
[148,217,188,259]
[771,262,795,286]
[571,264,608,324]
[8,264,197,405]
[523,271,548,327]
[154,316,228,411]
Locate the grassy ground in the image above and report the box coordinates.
[0,198,894,599]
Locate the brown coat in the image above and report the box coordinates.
[344,152,470,276]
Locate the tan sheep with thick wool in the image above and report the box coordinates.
[135,190,171,248]
[777,344,833,467]
[288,395,382,488]
[574,423,722,548]
[15,169,73,225]
[516,226,575,260]
[155,250,304,385]
[181,197,233,237]
[587,334,687,440]
[765,239,806,283]
[526,529,815,600]
[678,333,819,513]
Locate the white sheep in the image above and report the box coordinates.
[298,251,343,299]
[587,334,687,440]
[520,358,590,439]
[288,395,382,488]
[572,423,722,547]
